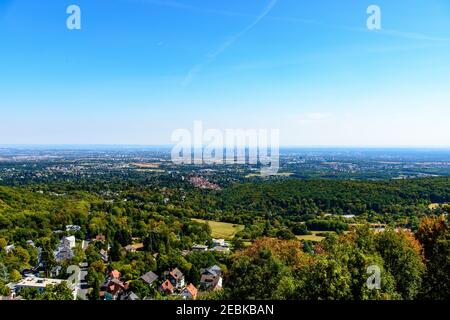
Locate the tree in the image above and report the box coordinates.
[226,248,291,299]
[374,230,425,299]
[128,279,151,299]
[276,228,296,240]
[21,282,74,300]
[0,263,8,283]
[9,269,22,282]
[12,246,30,266]
[0,238,7,250]
[41,282,74,300]
[416,216,450,299]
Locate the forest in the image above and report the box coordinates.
[0,176,449,300]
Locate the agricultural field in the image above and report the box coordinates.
[296,231,336,242]
[192,218,244,240]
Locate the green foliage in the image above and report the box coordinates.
[20,282,73,300]
[226,249,291,300]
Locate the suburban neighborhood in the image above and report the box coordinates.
[2,224,228,300]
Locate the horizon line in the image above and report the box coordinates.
[1,144,450,149]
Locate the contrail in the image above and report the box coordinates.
[182,0,278,86]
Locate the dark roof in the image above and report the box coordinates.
[200,274,220,285]
[121,291,140,300]
[201,265,222,276]
[141,271,159,285]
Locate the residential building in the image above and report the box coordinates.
[181,283,198,300]
[210,239,230,253]
[62,236,76,249]
[192,244,208,251]
[200,265,223,291]
[100,270,128,300]
[120,291,139,300]
[65,225,81,232]
[100,249,108,262]
[160,279,174,295]
[9,276,76,299]
[54,244,74,262]
[212,239,226,247]
[163,268,185,289]
[141,271,158,287]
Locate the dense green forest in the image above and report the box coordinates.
[0,177,449,300]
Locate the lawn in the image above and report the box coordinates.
[296,231,335,242]
[192,218,245,240]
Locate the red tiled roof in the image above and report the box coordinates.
[110,270,121,279]
[161,279,174,293]
[170,268,184,280]
[184,283,198,299]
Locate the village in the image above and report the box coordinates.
[2,224,230,301]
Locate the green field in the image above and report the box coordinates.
[296,231,336,242]
[192,218,245,240]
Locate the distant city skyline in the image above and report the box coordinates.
[1,0,450,146]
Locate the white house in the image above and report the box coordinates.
[62,236,76,249]
[4,244,15,253]
[65,225,81,232]
[212,239,226,247]
[10,276,76,299]
[192,244,208,251]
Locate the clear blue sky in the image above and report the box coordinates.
[1,0,450,146]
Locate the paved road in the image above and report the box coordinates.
[76,263,89,300]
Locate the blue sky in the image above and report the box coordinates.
[1,0,450,146]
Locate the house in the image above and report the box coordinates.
[50,266,62,278]
[93,234,106,242]
[210,239,230,253]
[181,283,198,300]
[202,265,222,276]
[120,291,140,300]
[212,239,226,247]
[54,244,74,262]
[62,236,76,249]
[100,249,108,262]
[192,244,208,251]
[199,265,223,291]
[106,278,127,297]
[110,269,121,280]
[0,294,23,300]
[160,279,174,295]
[65,225,81,232]
[124,243,144,253]
[26,240,35,247]
[200,274,222,291]
[163,268,185,289]
[100,270,128,300]
[9,276,76,299]
[210,246,230,253]
[141,271,158,287]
